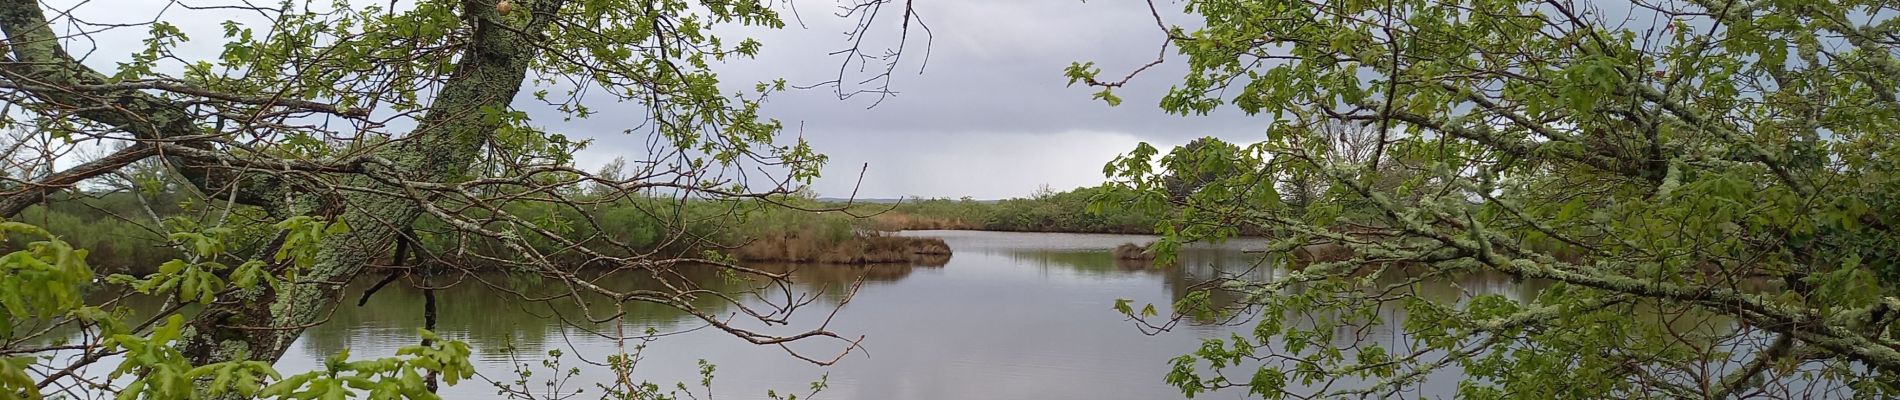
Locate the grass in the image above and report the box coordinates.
[8,188,959,271]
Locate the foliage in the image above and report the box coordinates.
[1075,0,1900,397]
[2,192,189,273]
[489,336,829,400]
[0,0,899,397]
[988,186,1167,234]
[1,215,473,400]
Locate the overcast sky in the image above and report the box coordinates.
[52,0,1268,200]
[545,0,1269,199]
[690,0,1264,199]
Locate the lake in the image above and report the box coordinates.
[72,230,1545,399]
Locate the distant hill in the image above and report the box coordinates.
[814,197,902,204]
[814,197,1000,204]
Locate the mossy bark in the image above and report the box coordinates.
[0,0,563,369]
[173,1,564,367]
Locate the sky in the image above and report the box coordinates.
[41,0,1270,200]
[610,0,1267,199]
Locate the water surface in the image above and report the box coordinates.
[262,230,1521,399]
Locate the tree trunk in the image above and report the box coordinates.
[174,0,564,366]
[0,0,569,371]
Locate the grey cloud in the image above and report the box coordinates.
[578,0,1271,199]
[737,0,1259,137]
[45,0,1274,199]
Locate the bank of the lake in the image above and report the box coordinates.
[826,187,1171,234]
[10,185,1200,274]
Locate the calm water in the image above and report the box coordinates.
[56,230,1542,399]
[259,230,1549,399]
[44,230,1853,399]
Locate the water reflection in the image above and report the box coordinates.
[72,230,1778,399]
[299,261,941,361]
[278,230,1581,399]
